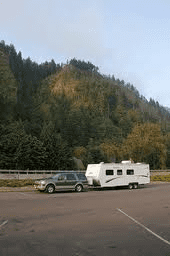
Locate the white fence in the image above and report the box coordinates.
[0,170,86,180]
[0,170,170,180]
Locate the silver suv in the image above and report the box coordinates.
[34,172,88,193]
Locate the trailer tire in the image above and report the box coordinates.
[128,184,133,190]
[133,183,138,189]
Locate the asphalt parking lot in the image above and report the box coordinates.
[0,183,170,256]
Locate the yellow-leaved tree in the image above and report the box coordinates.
[121,123,166,170]
[100,141,120,163]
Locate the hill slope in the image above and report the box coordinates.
[0,47,18,120]
[36,64,170,139]
[30,64,170,169]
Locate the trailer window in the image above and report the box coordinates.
[106,170,114,175]
[117,170,122,175]
[127,169,134,175]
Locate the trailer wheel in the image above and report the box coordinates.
[128,184,133,190]
[133,183,138,189]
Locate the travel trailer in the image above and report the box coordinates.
[85,161,150,189]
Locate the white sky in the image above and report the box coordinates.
[1,0,170,107]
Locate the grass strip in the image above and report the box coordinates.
[151,175,170,182]
[0,179,36,187]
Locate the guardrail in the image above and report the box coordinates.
[150,170,170,176]
[0,170,169,180]
[0,170,85,180]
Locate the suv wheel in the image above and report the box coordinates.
[75,184,83,192]
[46,184,55,194]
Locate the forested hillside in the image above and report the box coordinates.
[0,47,17,120]
[1,41,170,170]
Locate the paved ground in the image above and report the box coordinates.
[0,181,168,192]
[0,186,35,192]
[0,183,170,256]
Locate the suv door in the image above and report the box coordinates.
[66,173,77,189]
[55,174,67,190]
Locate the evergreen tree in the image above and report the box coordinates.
[16,135,47,170]
[43,134,74,170]
[0,122,25,169]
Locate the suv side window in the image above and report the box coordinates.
[58,174,66,181]
[76,173,86,180]
[66,173,76,180]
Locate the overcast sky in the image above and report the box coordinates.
[1,0,170,107]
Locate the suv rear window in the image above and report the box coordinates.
[76,173,87,180]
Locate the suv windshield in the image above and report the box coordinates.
[51,174,60,179]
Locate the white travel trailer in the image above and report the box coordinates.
[85,161,150,189]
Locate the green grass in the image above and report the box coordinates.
[0,179,35,187]
[151,175,170,182]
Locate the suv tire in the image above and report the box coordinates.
[75,184,83,192]
[46,184,55,194]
